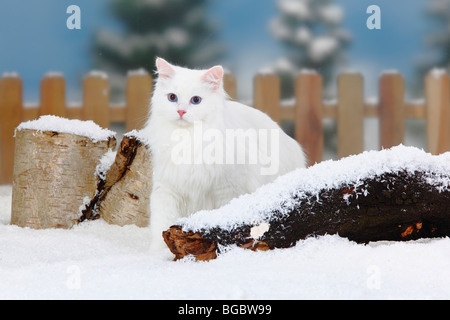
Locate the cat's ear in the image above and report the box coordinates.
[156,57,175,79]
[201,66,224,91]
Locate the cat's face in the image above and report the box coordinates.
[151,58,225,127]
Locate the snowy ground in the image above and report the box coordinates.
[1,184,450,300]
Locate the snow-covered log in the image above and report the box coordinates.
[163,146,450,261]
[78,131,152,227]
[11,116,116,229]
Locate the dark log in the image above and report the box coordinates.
[163,160,450,261]
[162,226,218,261]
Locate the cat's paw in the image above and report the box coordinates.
[149,231,168,251]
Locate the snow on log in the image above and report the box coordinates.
[78,131,152,227]
[163,146,450,261]
[11,116,116,229]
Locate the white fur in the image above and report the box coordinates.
[143,58,306,249]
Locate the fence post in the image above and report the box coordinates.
[40,73,66,117]
[224,73,237,101]
[379,72,405,149]
[0,75,23,184]
[295,71,323,166]
[82,72,110,129]
[253,73,280,123]
[126,71,152,131]
[337,73,364,159]
[425,70,450,155]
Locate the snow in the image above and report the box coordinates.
[277,0,311,21]
[179,145,450,233]
[430,68,447,78]
[299,68,318,75]
[269,17,291,41]
[269,57,296,73]
[97,27,190,60]
[95,149,117,180]
[318,5,344,25]
[381,69,400,75]
[127,68,149,77]
[2,145,450,299]
[295,27,311,44]
[165,27,189,48]
[270,0,350,70]
[366,96,379,105]
[16,115,116,143]
[124,129,151,146]
[2,71,19,78]
[1,182,450,299]
[308,36,339,62]
[44,71,64,78]
[86,70,108,80]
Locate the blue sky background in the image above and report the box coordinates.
[0,0,435,101]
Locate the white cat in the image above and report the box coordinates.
[143,58,306,250]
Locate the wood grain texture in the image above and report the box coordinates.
[425,73,450,155]
[379,73,405,149]
[99,136,152,227]
[11,129,115,229]
[126,73,152,131]
[295,72,323,166]
[78,134,152,227]
[337,73,364,159]
[253,74,280,123]
[82,75,110,129]
[0,76,23,184]
[40,75,66,117]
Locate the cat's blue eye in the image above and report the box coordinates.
[190,96,202,105]
[168,93,178,102]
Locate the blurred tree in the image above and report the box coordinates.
[92,0,224,101]
[268,0,351,98]
[417,0,450,76]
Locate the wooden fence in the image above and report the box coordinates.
[1,69,449,184]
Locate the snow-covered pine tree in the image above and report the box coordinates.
[268,0,351,97]
[92,0,224,101]
[418,0,450,75]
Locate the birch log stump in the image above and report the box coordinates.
[163,146,450,261]
[11,117,116,229]
[78,132,152,227]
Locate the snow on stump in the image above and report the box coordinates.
[11,116,116,229]
[163,146,450,261]
[78,131,152,227]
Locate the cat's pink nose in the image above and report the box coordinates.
[177,110,186,118]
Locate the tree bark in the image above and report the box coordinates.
[11,129,116,229]
[78,134,152,227]
[163,170,450,261]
